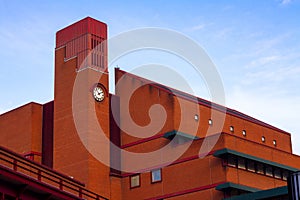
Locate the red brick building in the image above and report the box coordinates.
[0,17,299,200]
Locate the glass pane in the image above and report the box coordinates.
[265,165,273,177]
[282,171,289,181]
[151,169,162,182]
[238,158,246,170]
[130,175,140,188]
[256,163,264,174]
[228,155,237,167]
[247,160,255,172]
[274,168,282,179]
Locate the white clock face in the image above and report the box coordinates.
[93,86,105,102]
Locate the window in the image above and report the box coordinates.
[151,169,162,183]
[130,174,140,188]
[247,160,255,172]
[274,168,282,179]
[262,136,266,143]
[265,165,273,177]
[221,153,291,181]
[228,155,237,167]
[273,140,277,146]
[256,163,264,174]
[230,126,234,132]
[194,114,199,121]
[238,158,246,170]
[208,119,213,125]
[282,170,289,181]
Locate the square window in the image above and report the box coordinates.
[151,169,162,183]
[130,174,140,188]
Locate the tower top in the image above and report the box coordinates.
[56,17,107,48]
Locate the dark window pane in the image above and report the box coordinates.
[238,158,246,170]
[282,171,289,181]
[274,168,282,179]
[228,155,237,167]
[247,160,255,172]
[265,165,273,177]
[256,163,264,174]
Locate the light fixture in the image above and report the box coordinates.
[230,126,234,132]
[208,119,213,125]
[242,130,246,136]
[262,136,266,142]
[194,114,199,121]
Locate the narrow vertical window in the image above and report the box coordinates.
[228,155,237,167]
[256,163,264,174]
[282,171,289,181]
[274,168,282,179]
[238,157,246,170]
[247,160,255,172]
[265,165,273,177]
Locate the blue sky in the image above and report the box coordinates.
[0,0,300,153]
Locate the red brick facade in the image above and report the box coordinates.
[0,17,298,200]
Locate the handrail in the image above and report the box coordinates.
[1,145,84,185]
[0,145,108,200]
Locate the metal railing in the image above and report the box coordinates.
[0,146,108,200]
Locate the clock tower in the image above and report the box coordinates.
[53,17,111,198]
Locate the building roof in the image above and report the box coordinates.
[116,68,290,135]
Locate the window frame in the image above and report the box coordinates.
[274,168,282,179]
[246,160,255,172]
[265,165,273,177]
[256,162,264,175]
[237,157,246,170]
[227,155,237,168]
[151,168,162,184]
[130,174,141,189]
